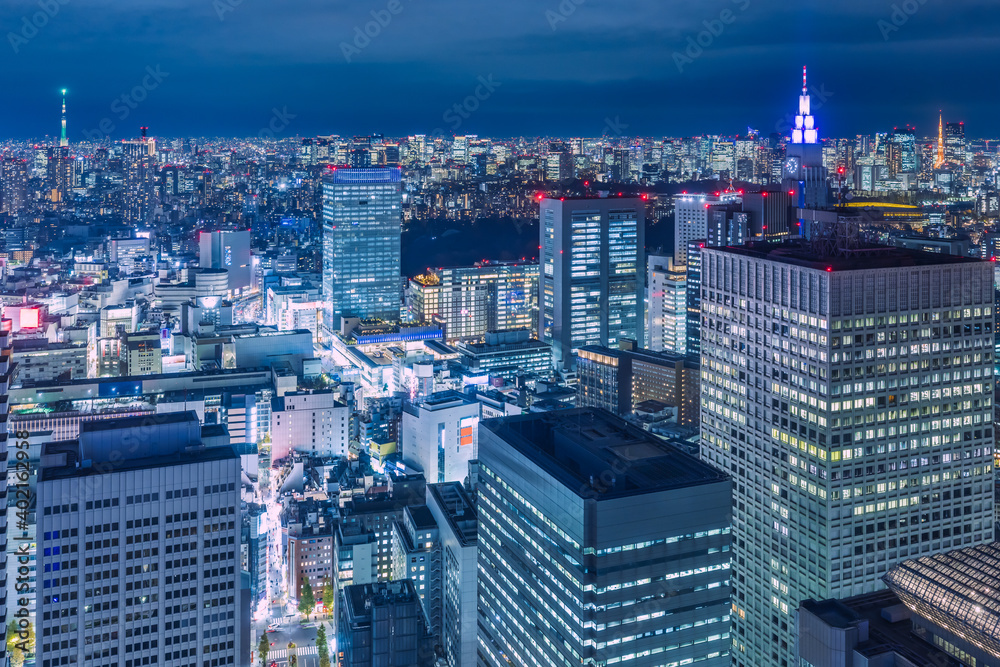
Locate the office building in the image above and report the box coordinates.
[944,122,966,167]
[122,132,157,224]
[686,240,705,357]
[37,412,244,667]
[322,167,403,334]
[577,344,701,426]
[337,580,435,667]
[390,506,441,635]
[477,409,732,667]
[1,158,28,214]
[407,272,492,342]
[401,391,479,484]
[124,331,163,375]
[540,196,644,370]
[889,126,918,175]
[200,230,251,293]
[797,590,955,667]
[389,482,478,667]
[700,242,994,667]
[425,483,477,667]
[455,328,552,381]
[11,339,88,385]
[287,523,334,604]
[674,192,740,264]
[269,390,349,461]
[408,261,539,340]
[648,254,688,355]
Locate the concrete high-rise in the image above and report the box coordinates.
[477,408,732,667]
[674,191,741,264]
[322,167,403,336]
[401,391,479,484]
[36,412,245,667]
[121,130,157,224]
[0,158,27,214]
[700,241,995,667]
[540,195,644,369]
[647,254,687,355]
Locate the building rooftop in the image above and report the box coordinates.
[482,408,728,499]
[40,441,237,482]
[407,505,436,530]
[428,482,477,547]
[342,579,420,623]
[803,590,958,666]
[884,541,1000,660]
[710,240,984,272]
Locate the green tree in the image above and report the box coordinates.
[288,641,298,667]
[257,634,270,667]
[316,623,331,667]
[298,578,316,617]
[322,576,335,615]
[6,619,34,667]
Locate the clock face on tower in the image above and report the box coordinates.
[783,156,800,178]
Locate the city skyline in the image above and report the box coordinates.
[1,0,999,138]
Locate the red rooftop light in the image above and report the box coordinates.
[826,267,833,272]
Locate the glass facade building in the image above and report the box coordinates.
[540,196,643,370]
[322,167,403,336]
[477,409,732,667]
[700,243,995,667]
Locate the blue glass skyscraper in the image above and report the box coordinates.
[322,167,403,337]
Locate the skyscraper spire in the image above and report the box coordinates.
[792,65,818,145]
[935,110,945,168]
[59,89,68,148]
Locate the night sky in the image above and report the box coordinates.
[1,0,996,140]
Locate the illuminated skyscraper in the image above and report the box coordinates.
[540,195,644,370]
[46,146,71,206]
[0,158,27,214]
[701,242,995,667]
[477,409,732,667]
[647,255,687,355]
[945,121,966,167]
[935,111,945,168]
[889,126,917,175]
[121,128,157,224]
[322,167,403,335]
[59,88,68,148]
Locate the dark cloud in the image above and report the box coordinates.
[0,0,995,139]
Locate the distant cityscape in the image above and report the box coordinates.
[0,68,996,667]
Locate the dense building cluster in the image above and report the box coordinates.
[2,73,1000,667]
